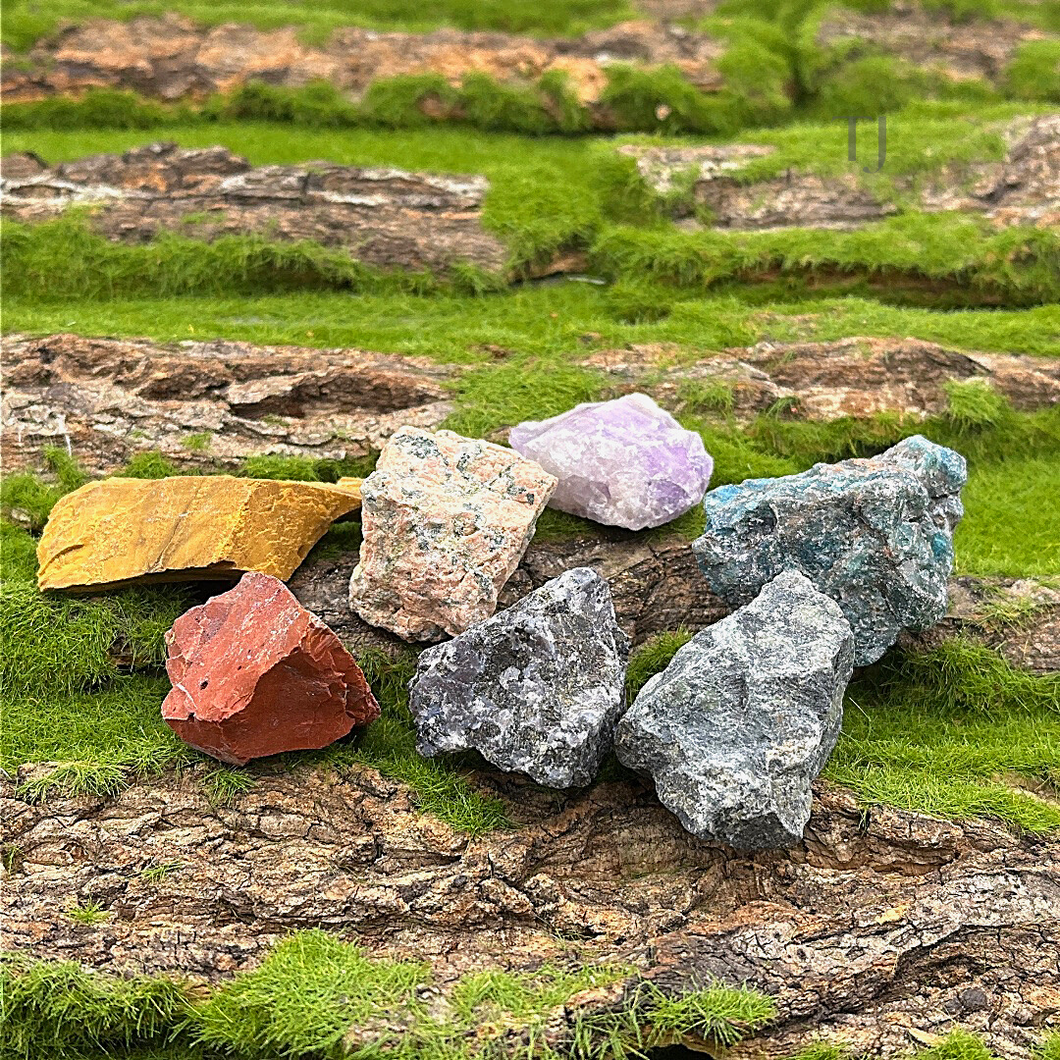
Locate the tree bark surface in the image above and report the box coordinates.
[0,16,728,107]
[3,767,1058,1058]
[1,143,509,275]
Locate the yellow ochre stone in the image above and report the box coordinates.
[334,477,363,503]
[37,476,362,591]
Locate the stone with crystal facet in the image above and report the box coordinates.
[348,427,557,641]
[409,567,629,788]
[508,393,713,531]
[615,570,854,849]
[162,572,379,765]
[37,475,361,591]
[692,435,967,666]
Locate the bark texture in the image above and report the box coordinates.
[620,115,1060,230]
[2,766,1058,1058]
[587,335,1060,421]
[1,331,458,474]
[5,332,1058,478]
[1,142,509,275]
[3,327,1058,1053]
[814,3,1048,86]
[0,15,729,108]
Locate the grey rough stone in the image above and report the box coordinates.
[692,434,967,666]
[408,567,629,789]
[614,570,854,850]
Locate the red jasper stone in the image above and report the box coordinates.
[162,572,379,764]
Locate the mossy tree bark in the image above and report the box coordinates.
[3,766,1058,1058]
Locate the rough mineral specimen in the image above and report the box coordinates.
[349,427,557,641]
[615,570,854,849]
[508,393,713,531]
[37,475,361,591]
[409,567,629,788]
[161,572,379,764]
[692,435,967,666]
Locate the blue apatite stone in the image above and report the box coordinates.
[692,435,967,666]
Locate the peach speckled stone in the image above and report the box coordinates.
[37,475,361,591]
[349,428,557,641]
[162,572,379,764]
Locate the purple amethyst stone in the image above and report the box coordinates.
[508,393,713,531]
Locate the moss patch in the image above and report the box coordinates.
[1,934,775,1060]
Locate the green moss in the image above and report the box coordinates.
[829,641,1060,832]
[866,638,1059,716]
[0,511,193,706]
[0,88,186,131]
[459,72,562,135]
[1006,40,1060,102]
[180,431,212,453]
[793,0,1040,112]
[644,984,777,1046]
[359,73,459,129]
[625,631,693,702]
[0,446,87,533]
[200,766,257,805]
[64,899,111,926]
[589,213,1060,308]
[114,450,377,484]
[605,278,675,323]
[202,79,359,126]
[1036,1034,1060,1060]
[917,1030,999,1060]
[809,54,993,117]
[944,378,1010,429]
[603,64,728,136]
[2,675,191,794]
[121,452,184,479]
[2,61,777,137]
[783,1045,848,1060]
[613,103,1030,196]
[193,931,431,1057]
[0,216,454,302]
[350,650,513,835]
[1,521,40,582]
[8,117,1058,300]
[676,378,737,416]
[450,963,630,1024]
[0,952,198,1060]
[140,861,183,884]
[956,456,1060,576]
[5,286,1056,361]
[238,452,377,482]
[445,357,605,438]
[1,578,189,698]
[1,935,774,1060]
